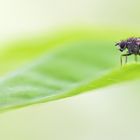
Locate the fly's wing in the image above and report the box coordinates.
[136,39,140,46]
[137,39,140,53]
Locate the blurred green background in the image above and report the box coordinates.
[0,0,140,42]
[0,0,140,140]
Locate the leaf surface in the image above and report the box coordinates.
[0,28,139,111]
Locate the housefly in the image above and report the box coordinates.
[115,37,140,66]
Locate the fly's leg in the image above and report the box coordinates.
[134,54,138,62]
[125,55,127,64]
[120,53,131,66]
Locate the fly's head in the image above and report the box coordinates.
[115,40,128,52]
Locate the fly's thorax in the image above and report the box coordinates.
[127,44,140,54]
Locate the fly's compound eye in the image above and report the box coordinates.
[115,41,127,52]
[118,42,127,52]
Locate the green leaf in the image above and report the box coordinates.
[0,28,139,111]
